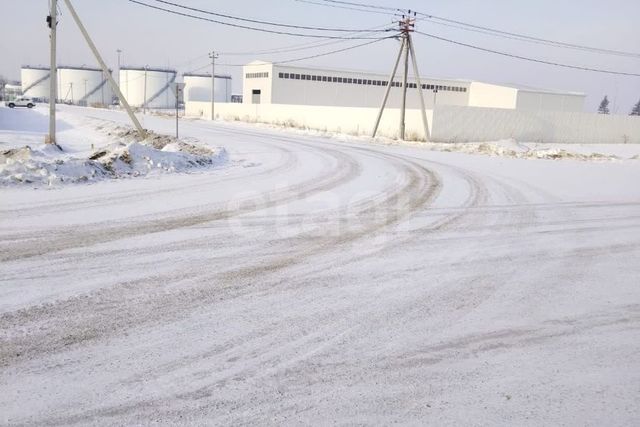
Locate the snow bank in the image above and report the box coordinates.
[0,131,227,187]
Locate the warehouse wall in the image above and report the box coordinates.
[516,91,585,112]
[431,106,640,144]
[269,65,470,109]
[468,82,518,109]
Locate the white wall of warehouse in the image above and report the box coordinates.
[516,91,585,112]
[186,100,640,144]
[242,62,471,110]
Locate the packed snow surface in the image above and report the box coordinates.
[1,105,639,425]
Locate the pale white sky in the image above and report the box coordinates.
[2,0,639,112]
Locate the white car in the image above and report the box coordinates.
[6,97,36,109]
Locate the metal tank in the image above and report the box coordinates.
[183,73,232,103]
[21,66,51,101]
[119,67,177,109]
[57,66,113,106]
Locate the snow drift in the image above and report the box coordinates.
[0,130,227,186]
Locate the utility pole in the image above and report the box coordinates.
[143,66,148,114]
[83,78,87,105]
[61,0,146,138]
[46,0,57,145]
[209,51,218,121]
[116,49,122,87]
[372,12,430,142]
[399,25,410,141]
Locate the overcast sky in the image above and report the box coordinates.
[2,0,639,112]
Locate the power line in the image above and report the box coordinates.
[417,13,640,59]
[310,0,400,12]
[415,31,640,77]
[187,36,393,73]
[145,0,393,33]
[302,0,640,58]
[293,0,398,17]
[219,23,393,56]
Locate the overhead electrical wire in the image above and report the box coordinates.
[134,0,392,35]
[415,31,640,77]
[293,0,397,17]
[147,0,391,32]
[305,0,640,59]
[306,0,399,12]
[219,23,394,56]
[186,36,393,73]
[417,13,640,59]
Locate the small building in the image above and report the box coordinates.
[1,81,22,101]
[241,61,584,112]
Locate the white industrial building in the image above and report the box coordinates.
[242,61,585,112]
[57,66,113,106]
[119,67,177,109]
[183,73,232,103]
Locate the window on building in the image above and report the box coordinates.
[312,75,317,81]
[322,76,327,82]
[295,74,300,79]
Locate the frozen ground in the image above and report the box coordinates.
[1,105,639,425]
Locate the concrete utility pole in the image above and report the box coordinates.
[47,0,57,145]
[400,29,410,140]
[116,49,122,85]
[209,51,218,121]
[83,78,87,105]
[143,66,148,114]
[61,0,146,138]
[372,12,430,142]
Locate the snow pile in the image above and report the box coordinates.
[421,139,623,161]
[0,133,227,186]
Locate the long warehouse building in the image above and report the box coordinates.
[242,61,585,112]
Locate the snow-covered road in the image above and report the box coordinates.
[1,106,640,425]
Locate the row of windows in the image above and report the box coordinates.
[246,72,269,79]
[277,72,467,92]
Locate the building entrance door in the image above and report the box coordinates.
[252,89,261,104]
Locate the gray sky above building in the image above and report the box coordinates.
[2,0,639,113]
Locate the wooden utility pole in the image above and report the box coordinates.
[47,0,57,145]
[372,12,431,142]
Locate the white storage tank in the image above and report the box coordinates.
[21,66,51,101]
[119,66,177,109]
[57,66,113,106]
[183,73,232,103]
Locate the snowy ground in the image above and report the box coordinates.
[0,106,227,186]
[1,105,639,425]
